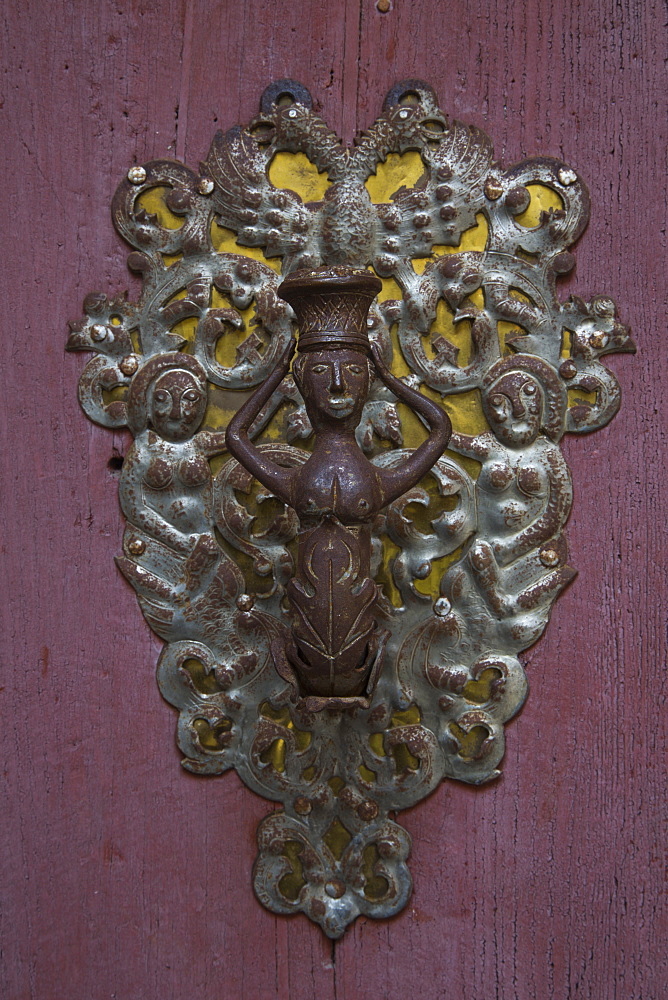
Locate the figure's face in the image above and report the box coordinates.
[149,369,206,441]
[483,374,542,447]
[296,349,369,428]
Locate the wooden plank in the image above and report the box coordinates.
[1,0,665,998]
[350,2,667,999]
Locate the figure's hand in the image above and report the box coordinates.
[279,338,297,373]
[370,342,393,385]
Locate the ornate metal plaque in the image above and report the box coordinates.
[68,80,633,937]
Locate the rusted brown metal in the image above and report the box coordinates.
[226,267,451,702]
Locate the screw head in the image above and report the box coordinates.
[198,177,214,195]
[119,354,139,376]
[127,166,147,185]
[558,167,577,186]
[90,324,108,342]
[128,538,146,556]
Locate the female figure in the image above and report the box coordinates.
[447,355,574,615]
[226,268,451,699]
[120,353,228,555]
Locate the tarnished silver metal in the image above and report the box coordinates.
[68,79,634,938]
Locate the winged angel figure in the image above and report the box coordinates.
[68,80,634,936]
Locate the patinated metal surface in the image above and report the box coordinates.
[67,79,633,937]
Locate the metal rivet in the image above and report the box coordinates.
[128,538,146,556]
[590,332,608,349]
[90,324,108,342]
[236,594,255,612]
[540,548,560,567]
[357,799,379,822]
[119,354,139,376]
[325,879,346,899]
[398,109,410,119]
[484,177,504,200]
[198,177,214,195]
[294,796,311,815]
[287,108,298,118]
[434,597,451,617]
[558,167,577,186]
[127,166,147,185]
[560,360,577,379]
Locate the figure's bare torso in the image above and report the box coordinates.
[290,439,384,523]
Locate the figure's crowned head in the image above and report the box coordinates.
[279,268,382,431]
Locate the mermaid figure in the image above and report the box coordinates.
[226,268,451,701]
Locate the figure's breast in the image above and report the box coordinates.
[140,447,212,531]
[142,453,210,491]
[293,452,383,524]
[478,456,548,534]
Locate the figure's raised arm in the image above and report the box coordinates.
[448,430,493,460]
[370,343,452,505]
[225,341,296,504]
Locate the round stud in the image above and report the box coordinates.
[434,596,451,617]
[127,166,147,185]
[552,251,576,274]
[90,324,108,342]
[560,360,577,379]
[357,799,379,822]
[325,879,346,899]
[294,796,312,815]
[484,176,504,200]
[558,167,577,186]
[590,332,608,350]
[128,538,146,556]
[398,109,410,119]
[287,108,298,118]
[119,354,139,376]
[540,548,560,567]
[236,594,255,612]
[505,186,530,213]
[198,177,214,195]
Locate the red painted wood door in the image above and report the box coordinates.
[2,2,665,997]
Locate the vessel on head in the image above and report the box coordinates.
[278,266,382,355]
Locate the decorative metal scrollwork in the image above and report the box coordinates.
[68,79,633,938]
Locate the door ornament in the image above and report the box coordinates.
[68,80,633,937]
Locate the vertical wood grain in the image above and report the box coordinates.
[1,1,665,998]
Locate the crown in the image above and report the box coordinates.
[278,267,382,354]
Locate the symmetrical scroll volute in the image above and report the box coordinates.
[68,79,634,938]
